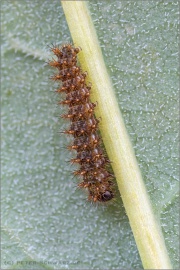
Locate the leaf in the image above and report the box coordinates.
[2,1,179,269]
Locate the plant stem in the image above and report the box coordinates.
[61,1,172,269]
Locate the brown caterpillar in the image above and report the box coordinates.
[49,44,114,202]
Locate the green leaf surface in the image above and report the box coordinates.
[1,1,179,269]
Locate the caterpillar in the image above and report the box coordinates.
[49,44,114,202]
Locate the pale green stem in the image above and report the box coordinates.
[61,1,172,269]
